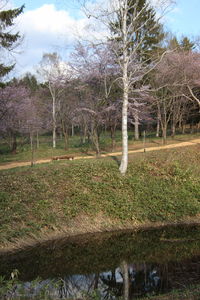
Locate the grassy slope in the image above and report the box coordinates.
[0,144,200,248]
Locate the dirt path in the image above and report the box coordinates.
[0,138,199,171]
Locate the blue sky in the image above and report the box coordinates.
[166,0,200,37]
[12,0,80,17]
[13,0,56,10]
[9,0,200,77]
[12,0,200,37]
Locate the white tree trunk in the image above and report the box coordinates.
[30,133,33,151]
[119,0,129,175]
[30,133,34,167]
[52,95,56,148]
[156,114,160,137]
[134,110,139,140]
[119,85,129,175]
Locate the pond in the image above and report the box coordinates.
[0,224,200,299]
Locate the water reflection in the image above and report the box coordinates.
[1,224,200,299]
[3,258,200,299]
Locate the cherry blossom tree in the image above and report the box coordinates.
[0,85,30,152]
[152,51,200,141]
[70,42,119,155]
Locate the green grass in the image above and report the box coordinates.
[0,144,200,246]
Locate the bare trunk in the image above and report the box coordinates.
[162,126,167,144]
[8,132,12,150]
[119,1,129,175]
[134,110,139,140]
[83,125,87,143]
[119,81,128,175]
[64,132,68,150]
[91,122,100,156]
[81,121,87,144]
[143,130,146,152]
[61,120,69,150]
[171,123,176,137]
[178,114,183,131]
[11,134,17,154]
[30,134,34,167]
[110,126,116,151]
[182,124,186,134]
[30,133,33,151]
[36,131,39,149]
[52,95,56,148]
[71,123,74,137]
[156,116,160,137]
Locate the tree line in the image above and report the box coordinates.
[0,0,200,173]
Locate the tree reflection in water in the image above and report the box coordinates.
[99,261,166,299]
[1,225,200,299]
[4,261,176,299]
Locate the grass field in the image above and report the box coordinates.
[0,140,199,249]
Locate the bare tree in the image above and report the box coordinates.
[78,0,172,174]
[37,53,67,148]
[70,42,118,155]
[0,84,44,154]
[152,51,200,141]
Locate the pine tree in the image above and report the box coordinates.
[167,35,194,52]
[111,0,164,62]
[180,36,194,52]
[0,3,24,80]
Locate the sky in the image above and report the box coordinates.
[8,0,200,78]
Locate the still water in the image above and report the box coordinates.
[0,224,200,299]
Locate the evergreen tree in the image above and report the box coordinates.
[111,0,164,62]
[168,36,179,50]
[19,73,39,92]
[0,3,24,80]
[167,35,194,52]
[180,36,194,51]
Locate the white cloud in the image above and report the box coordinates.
[19,4,76,38]
[13,4,91,77]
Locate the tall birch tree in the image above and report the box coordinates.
[79,0,174,174]
[110,0,165,174]
[37,53,67,148]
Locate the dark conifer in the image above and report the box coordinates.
[111,0,164,62]
[0,4,24,79]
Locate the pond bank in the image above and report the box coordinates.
[1,214,200,254]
